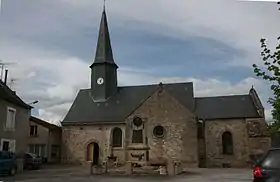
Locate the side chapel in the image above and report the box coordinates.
[61,8,271,169]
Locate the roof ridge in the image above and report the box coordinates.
[120,82,193,88]
[30,116,61,129]
[79,82,193,91]
[195,94,249,99]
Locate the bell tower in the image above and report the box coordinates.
[90,8,118,102]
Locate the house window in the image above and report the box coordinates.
[2,141,9,151]
[30,125,38,136]
[29,144,46,157]
[222,131,234,155]
[112,127,122,147]
[51,145,59,159]
[0,139,16,152]
[5,107,16,130]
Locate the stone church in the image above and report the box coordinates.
[61,9,271,169]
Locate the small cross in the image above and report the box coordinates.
[103,0,106,10]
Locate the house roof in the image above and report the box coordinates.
[62,82,195,124]
[0,80,32,109]
[194,95,260,120]
[30,116,61,130]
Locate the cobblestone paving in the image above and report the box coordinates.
[0,166,253,182]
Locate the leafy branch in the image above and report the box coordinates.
[252,2,280,125]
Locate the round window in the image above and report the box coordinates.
[133,117,143,127]
[153,125,165,138]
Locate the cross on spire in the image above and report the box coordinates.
[103,0,106,11]
[90,0,118,68]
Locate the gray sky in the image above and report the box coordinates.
[0,0,279,124]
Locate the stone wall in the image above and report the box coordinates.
[125,89,198,168]
[248,137,271,153]
[204,118,249,168]
[61,124,125,164]
[204,117,271,168]
[246,118,271,156]
[246,118,270,137]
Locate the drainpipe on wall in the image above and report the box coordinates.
[202,119,207,167]
[47,129,51,163]
[198,118,207,168]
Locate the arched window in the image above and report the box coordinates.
[222,131,234,155]
[132,117,143,143]
[112,127,122,147]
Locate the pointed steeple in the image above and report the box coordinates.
[90,7,119,102]
[90,8,118,68]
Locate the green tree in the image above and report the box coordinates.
[252,2,280,133]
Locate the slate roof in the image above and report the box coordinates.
[63,82,261,124]
[0,80,31,109]
[63,82,195,124]
[90,9,117,68]
[30,116,61,130]
[195,95,260,120]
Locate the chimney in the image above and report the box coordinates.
[4,69,8,85]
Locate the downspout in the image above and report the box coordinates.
[202,119,207,168]
[47,129,51,163]
[198,118,206,168]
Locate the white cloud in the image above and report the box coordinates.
[1,39,273,123]
[58,0,279,66]
[0,0,277,124]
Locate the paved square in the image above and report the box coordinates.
[0,166,253,182]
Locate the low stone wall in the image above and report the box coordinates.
[84,161,107,175]
[83,160,183,176]
[166,161,183,176]
[92,165,106,175]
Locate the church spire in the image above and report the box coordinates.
[90,7,118,68]
[90,7,119,102]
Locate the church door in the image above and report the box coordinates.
[93,142,99,165]
[87,142,100,165]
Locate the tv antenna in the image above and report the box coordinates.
[0,60,16,81]
[9,78,18,91]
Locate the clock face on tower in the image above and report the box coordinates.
[97,77,104,85]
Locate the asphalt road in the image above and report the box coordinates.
[0,166,253,182]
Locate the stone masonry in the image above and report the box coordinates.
[61,87,271,169]
[62,88,198,168]
[61,124,126,164]
[204,119,250,167]
[204,118,270,168]
[124,88,198,168]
